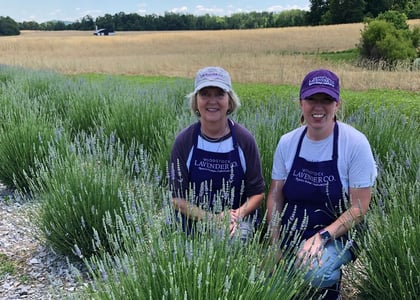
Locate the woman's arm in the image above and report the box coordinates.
[239,193,265,218]
[234,193,264,219]
[266,179,286,244]
[298,186,372,262]
[171,197,210,221]
[322,186,372,239]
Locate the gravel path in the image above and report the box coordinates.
[0,185,88,300]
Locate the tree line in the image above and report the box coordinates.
[307,0,419,25]
[15,11,308,32]
[0,0,418,34]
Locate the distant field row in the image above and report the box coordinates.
[0,20,420,91]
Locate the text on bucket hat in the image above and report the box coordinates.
[194,66,232,93]
[300,69,340,101]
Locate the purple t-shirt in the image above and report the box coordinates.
[169,120,265,206]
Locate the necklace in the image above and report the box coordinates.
[201,122,230,142]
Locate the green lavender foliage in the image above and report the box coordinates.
[100,79,190,171]
[344,104,420,299]
[29,131,156,258]
[345,104,419,165]
[84,181,313,300]
[64,80,111,135]
[0,78,61,190]
[0,114,54,189]
[0,67,190,193]
[0,65,418,298]
[237,95,301,197]
[341,89,420,122]
[0,67,81,190]
[351,156,419,299]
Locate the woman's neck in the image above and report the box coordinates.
[306,122,335,141]
[201,120,230,140]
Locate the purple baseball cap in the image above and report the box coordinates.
[300,69,340,101]
[194,66,232,93]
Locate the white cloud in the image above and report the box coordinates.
[169,6,189,14]
[267,5,310,12]
[27,15,38,22]
[194,5,225,16]
[136,2,148,15]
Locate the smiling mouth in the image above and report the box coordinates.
[312,113,325,118]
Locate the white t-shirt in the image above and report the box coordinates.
[271,122,377,192]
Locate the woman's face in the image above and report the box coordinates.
[196,87,230,123]
[300,93,339,132]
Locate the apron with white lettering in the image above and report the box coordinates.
[180,120,247,233]
[281,123,347,244]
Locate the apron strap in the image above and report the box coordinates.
[296,122,339,160]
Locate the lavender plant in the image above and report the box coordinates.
[30,131,154,258]
[83,182,314,300]
[0,111,58,191]
[0,65,418,298]
[101,80,190,171]
[237,97,301,196]
[351,154,419,299]
[344,105,419,298]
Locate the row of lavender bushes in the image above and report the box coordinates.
[0,65,418,299]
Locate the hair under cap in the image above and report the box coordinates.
[194,66,232,94]
[300,69,340,101]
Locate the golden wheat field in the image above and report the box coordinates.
[1,20,420,91]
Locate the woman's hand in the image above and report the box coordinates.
[215,209,240,237]
[297,233,324,269]
[229,209,240,237]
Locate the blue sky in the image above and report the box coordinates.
[2,1,310,23]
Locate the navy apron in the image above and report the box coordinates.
[281,123,347,245]
[180,120,248,234]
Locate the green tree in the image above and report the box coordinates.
[42,21,66,31]
[405,0,420,18]
[95,14,115,31]
[307,0,329,25]
[358,11,420,68]
[227,13,247,29]
[328,0,366,24]
[377,10,409,30]
[0,16,20,36]
[275,9,307,27]
[79,15,95,30]
[19,21,40,30]
[391,0,410,10]
[113,11,127,31]
[365,0,394,18]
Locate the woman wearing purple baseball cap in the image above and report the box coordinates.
[266,69,377,298]
[169,66,265,241]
